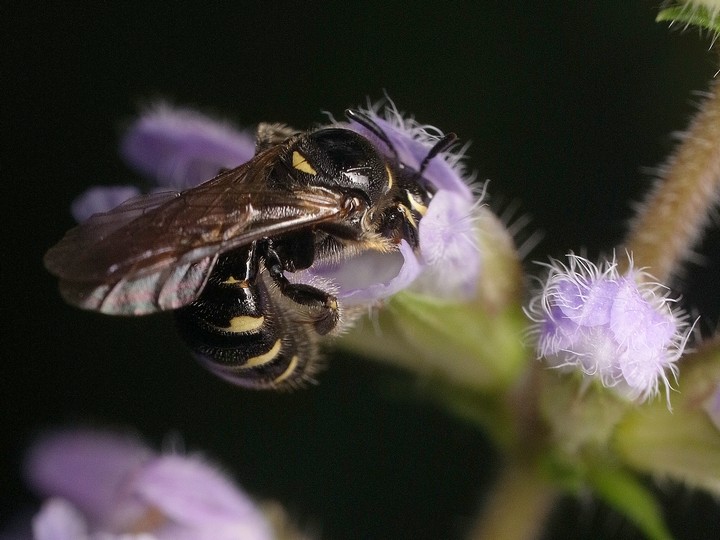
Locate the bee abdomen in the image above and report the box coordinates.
[174,270,318,389]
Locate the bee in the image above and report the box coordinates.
[44,110,456,389]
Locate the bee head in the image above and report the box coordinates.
[289,127,436,250]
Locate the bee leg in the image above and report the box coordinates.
[262,243,340,336]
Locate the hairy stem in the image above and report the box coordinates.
[623,77,720,282]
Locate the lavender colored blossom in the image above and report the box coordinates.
[119,104,256,190]
[526,254,690,403]
[344,103,480,300]
[71,186,142,223]
[24,429,273,540]
[73,102,481,305]
[70,105,257,220]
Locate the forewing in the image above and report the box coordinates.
[58,256,218,315]
[45,152,348,314]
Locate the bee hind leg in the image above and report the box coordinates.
[263,246,339,336]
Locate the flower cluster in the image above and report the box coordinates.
[23,429,273,540]
[526,253,690,403]
[39,66,720,538]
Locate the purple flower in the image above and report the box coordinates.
[70,105,257,224]
[119,103,257,190]
[72,101,480,305]
[24,429,273,540]
[526,254,690,404]
[343,103,481,301]
[71,186,143,223]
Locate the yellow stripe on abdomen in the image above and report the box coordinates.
[274,355,300,384]
[225,315,265,333]
[245,339,282,368]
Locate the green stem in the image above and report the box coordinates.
[465,461,559,540]
[622,76,720,282]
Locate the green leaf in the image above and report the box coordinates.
[657,3,720,38]
[539,371,629,460]
[340,292,528,392]
[614,339,720,495]
[587,465,672,540]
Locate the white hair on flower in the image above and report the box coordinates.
[353,96,472,174]
[526,252,692,406]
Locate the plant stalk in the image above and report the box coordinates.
[623,77,720,282]
[465,461,559,540]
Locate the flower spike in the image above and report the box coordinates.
[527,253,691,405]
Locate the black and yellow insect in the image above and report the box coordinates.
[44,110,455,389]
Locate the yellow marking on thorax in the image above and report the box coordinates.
[245,339,282,367]
[274,355,300,384]
[385,164,394,191]
[225,315,265,333]
[292,151,317,175]
[406,191,428,216]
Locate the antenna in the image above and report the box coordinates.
[346,109,457,177]
[345,109,398,160]
[419,132,457,175]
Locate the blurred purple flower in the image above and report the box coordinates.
[526,254,690,404]
[120,104,256,190]
[71,102,480,304]
[72,186,142,223]
[71,105,256,224]
[24,429,273,540]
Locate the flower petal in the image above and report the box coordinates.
[71,185,142,222]
[120,105,256,190]
[25,430,153,527]
[414,189,480,299]
[32,499,89,540]
[130,455,270,535]
[554,278,618,327]
[610,279,675,349]
[302,240,422,305]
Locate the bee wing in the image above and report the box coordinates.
[45,154,348,315]
[56,254,220,315]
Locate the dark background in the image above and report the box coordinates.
[4,2,720,539]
